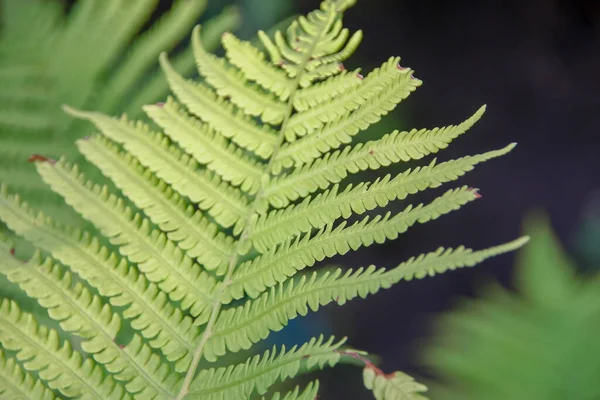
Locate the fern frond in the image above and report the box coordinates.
[0,0,524,398]
[192,26,288,125]
[262,380,320,400]
[228,187,484,302]
[160,54,279,158]
[189,335,344,396]
[76,135,233,272]
[64,107,250,228]
[0,299,131,399]
[208,236,526,359]
[0,188,199,370]
[221,33,295,101]
[395,236,530,281]
[266,108,491,206]
[284,57,413,141]
[33,160,216,319]
[250,185,479,255]
[273,75,423,170]
[264,2,360,86]
[0,251,180,398]
[293,69,363,111]
[0,348,57,400]
[143,98,265,194]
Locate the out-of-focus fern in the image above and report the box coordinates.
[424,213,600,400]
[0,0,239,232]
[0,0,526,398]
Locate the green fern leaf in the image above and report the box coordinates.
[76,135,234,272]
[265,107,490,206]
[63,108,250,229]
[0,348,57,400]
[0,189,200,371]
[221,33,295,101]
[227,186,500,302]
[209,238,528,360]
[0,249,180,397]
[363,368,428,400]
[250,185,479,255]
[159,54,279,158]
[0,299,131,399]
[193,26,288,125]
[188,335,344,399]
[262,380,320,400]
[34,160,216,320]
[0,0,526,398]
[143,98,265,194]
[0,0,239,235]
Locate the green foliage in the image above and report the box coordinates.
[363,368,428,400]
[0,0,526,398]
[0,0,239,231]
[424,213,600,400]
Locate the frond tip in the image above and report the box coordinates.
[0,0,524,398]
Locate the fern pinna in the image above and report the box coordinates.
[0,0,527,399]
[0,0,239,237]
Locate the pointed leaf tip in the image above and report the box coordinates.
[468,187,482,199]
[61,104,77,115]
[158,52,169,67]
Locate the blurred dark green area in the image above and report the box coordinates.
[421,213,600,400]
[1,0,599,398]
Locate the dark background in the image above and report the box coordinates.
[66,0,600,397]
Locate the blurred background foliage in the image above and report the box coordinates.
[422,213,600,400]
[1,0,599,398]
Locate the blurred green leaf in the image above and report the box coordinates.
[423,212,600,400]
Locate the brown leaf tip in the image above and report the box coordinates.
[469,187,482,199]
[28,154,55,164]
